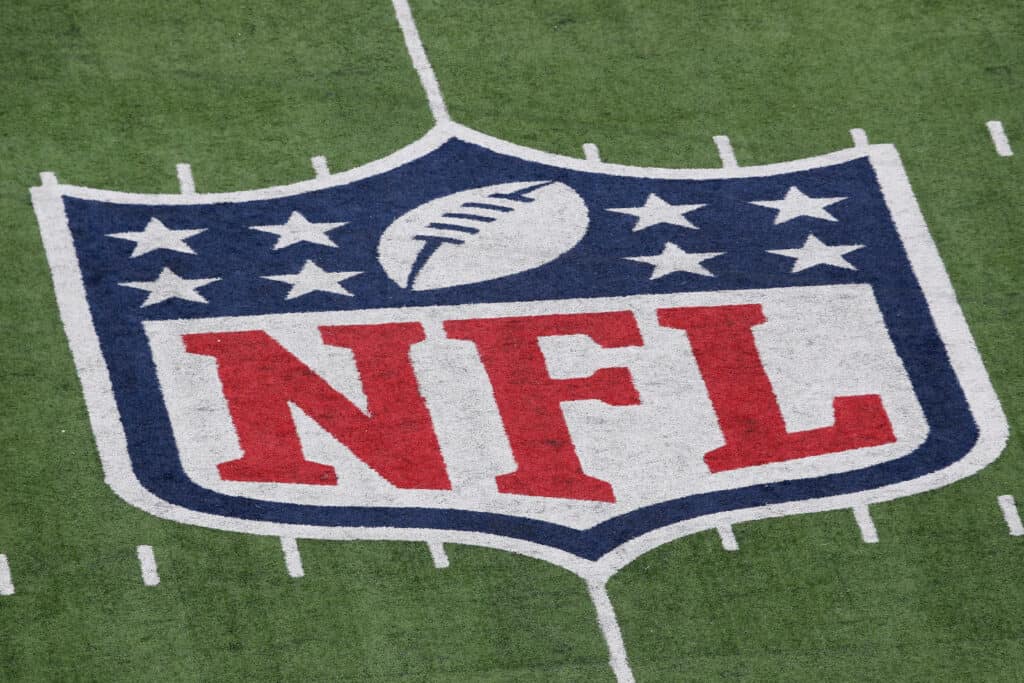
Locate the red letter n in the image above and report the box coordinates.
[445,312,643,502]
[183,323,451,489]
[658,304,896,472]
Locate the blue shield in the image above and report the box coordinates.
[33,125,1007,569]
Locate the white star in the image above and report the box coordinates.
[625,242,724,279]
[263,260,362,300]
[607,194,706,232]
[108,218,204,257]
[251,211,347,250]
[120,267,219,307]
[750,186,846,224]
[768,233,864,273]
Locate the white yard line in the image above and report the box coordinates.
[136,545,160,586]
[0,554,14,596]
[998,495,1024,536]
[986,121,1013,157]
[311,155,331,179]
[392,0,450,125]
[427,541,450,568]
[280,536,305,578]
[852,505,879,544]
[175,163,196,195]
[849,128,869,149]
[583,143,602,162]
[716,524,739,551]
[713,135,738,168]
[587,578,635,683]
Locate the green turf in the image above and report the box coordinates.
[1,1,1021,680]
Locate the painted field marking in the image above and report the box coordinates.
[987,121,1014,157]
[427,541,450,569]
[136,545,160,586]
[175,163,196,195]
[587,579,635,683]
[717,524,739,551]
[998,495,1024,536]
[850,128,869,148]
[853,505,879,543]
[713,135,738,168]
[583,143,602,162]
[0,554,14,596]
[392,0,450,124]
[280,536,305,578]
[311,155,330,179]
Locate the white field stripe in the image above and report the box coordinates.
[40,171,58,186]
[587,579,635,683]
[998,495,1024,536]
[853,505,879,543]
[427,541,450,568]
[850,128,869,148]
[392,0,450,125]
[713,135,738,168]
[0,554,14,596]
[716,524,738,551]
[987,121,1013,157]
[136,545,160,586]
[311,155,330,179]
[176,163,196,194]
[583,143,601,162]
[280,536,305,578]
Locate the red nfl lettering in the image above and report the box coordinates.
[444,312,644,503]
[184,304,898,498]
[182,323,451,489]
[658,304,897,472]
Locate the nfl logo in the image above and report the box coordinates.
[32,123,1007,572]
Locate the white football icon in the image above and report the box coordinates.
[377,180,589,290]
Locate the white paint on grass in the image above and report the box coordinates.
[0,554,14,596]
[583,143,601,162]
[986,121,1013,157]
[32,139,1010,577]
[40,171,58,186]
[853,504,878,543]
[850,128,869,148]
[392,0,450,124]
[713,135,738,168]
[280,536,305,578]
[587,578,635,683]
[136,545,160,586]
[427,541,450,568]
[717,524,738,551]
[998,495,1024,536]
[175,163,196,195]
[311,155,330,179]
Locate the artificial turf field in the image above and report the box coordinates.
[1,1,1022,680]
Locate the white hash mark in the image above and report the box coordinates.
[137,545,160,586]
[427,542,450,569]
[714,135,738,168]
[0,554,14,596]
[280,537,305,578]
[998,495,1024,536]
[987,121,1013,157]
[853,505,879,544]
[717,525,739,551]
[176,163,196,195]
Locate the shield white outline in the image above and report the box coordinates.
[32,122,1008,581]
